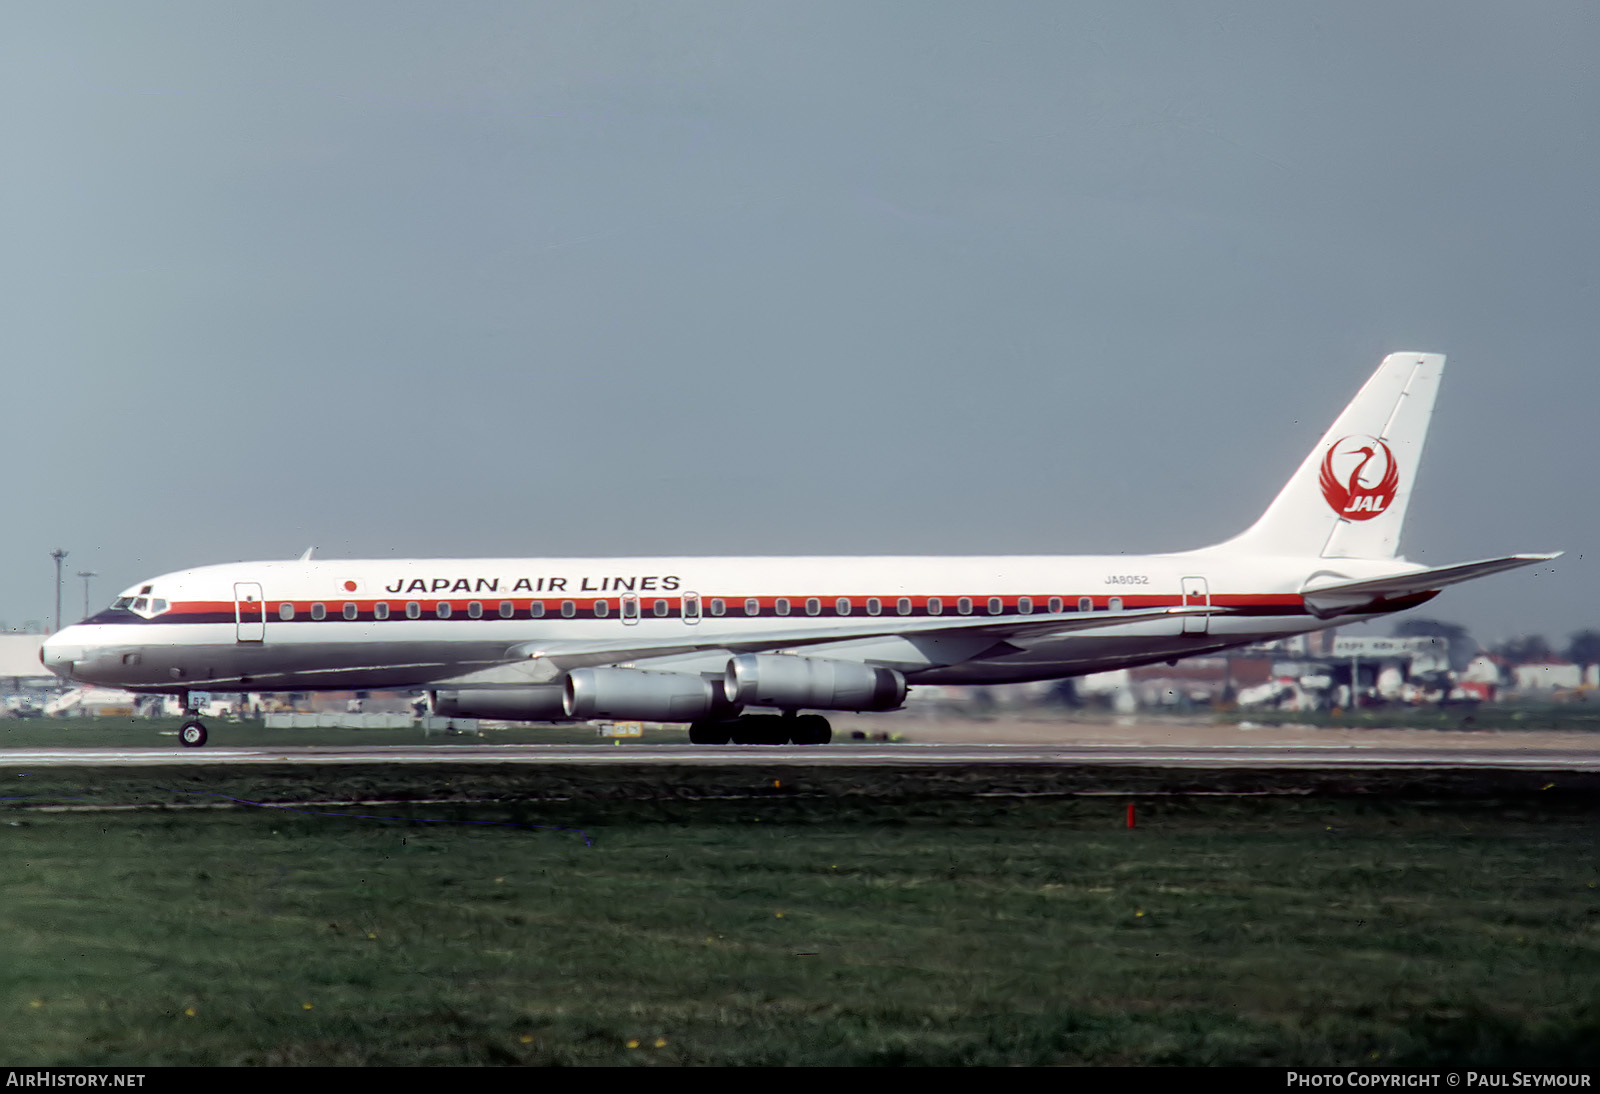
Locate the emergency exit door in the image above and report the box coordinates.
[235,582,266,642]
[1181,576,1210,634]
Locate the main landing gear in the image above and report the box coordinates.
[688,713,832,745]
[178,692,208,748]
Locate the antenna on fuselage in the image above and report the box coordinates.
[298,546,317,561]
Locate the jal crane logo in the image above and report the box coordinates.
[1319,435,1399,521]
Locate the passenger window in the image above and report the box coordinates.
[311,603,326,621]
[406,602,421,619]
[560,600,576,618]
[957,597,972,615]
[342,602,357,620]
[774,598,790,617]
[499,601,514,618]
[1078,597,1092,612]
[436,602,452,619]
[374,603,390,620]
[988,597,1003,615]
[1018,597,1032,615]
[279,602,295,621]
[866,598,881,616]
[927,597,942,615]
[593,600,609,617]
[683,594,700,622]
[710,598,726,617]
[805,598,820,616]
[622,596,640,622]
[1048,597,1063,613]
[744,598,760,616]
[1109,597,1123,612]
[897,597,912,615]
[468,601,483,619]
[836,597,852,615]
[653,599,670,617]
[529,601,545,618]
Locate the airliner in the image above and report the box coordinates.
[42,352,1556,747]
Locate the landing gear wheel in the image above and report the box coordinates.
[793,715,832,745]
[179,720,208,748]
[731,715,787,745]
[688,720,733,745]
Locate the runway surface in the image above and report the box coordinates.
[4,742,1599,769]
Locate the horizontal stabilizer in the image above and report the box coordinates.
[1301,553,1560,618]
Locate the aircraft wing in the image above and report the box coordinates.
[1300,553,1560,618]
[430,605,1223,686]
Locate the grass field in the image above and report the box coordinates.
[3,763,1597,1066]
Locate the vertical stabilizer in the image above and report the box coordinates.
[1218,352,1443,559]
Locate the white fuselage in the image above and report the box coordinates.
[42,551,1422,697]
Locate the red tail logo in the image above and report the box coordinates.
[1319,435,1399,521]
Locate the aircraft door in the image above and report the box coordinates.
[235,582,266,642]
[1181,576,1209,634]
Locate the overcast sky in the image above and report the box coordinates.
[3,2,1594,649]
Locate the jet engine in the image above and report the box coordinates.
[432,686,567,721]
[562,667,730,721]
[723,653,905,711]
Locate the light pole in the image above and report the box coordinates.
[77,571,97,621]
[50,549,67,635]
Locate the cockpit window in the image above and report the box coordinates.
[112,597,133,611]
[126,597,170,619]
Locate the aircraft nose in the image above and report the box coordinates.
[40,635,85,680]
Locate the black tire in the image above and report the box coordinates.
[179,720,208,748]
[688,720,732,745]
[794,714,832,745]
[731,715,786,745]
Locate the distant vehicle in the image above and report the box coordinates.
[42,352,1556,748]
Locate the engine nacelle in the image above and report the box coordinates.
[563,667,726,721]
[432,686,568,721]
[724,654,906,711]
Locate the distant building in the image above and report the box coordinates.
[1128,656,1272,707]
[1512,661,1583,692]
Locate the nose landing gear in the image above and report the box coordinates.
[178,692,208,747]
